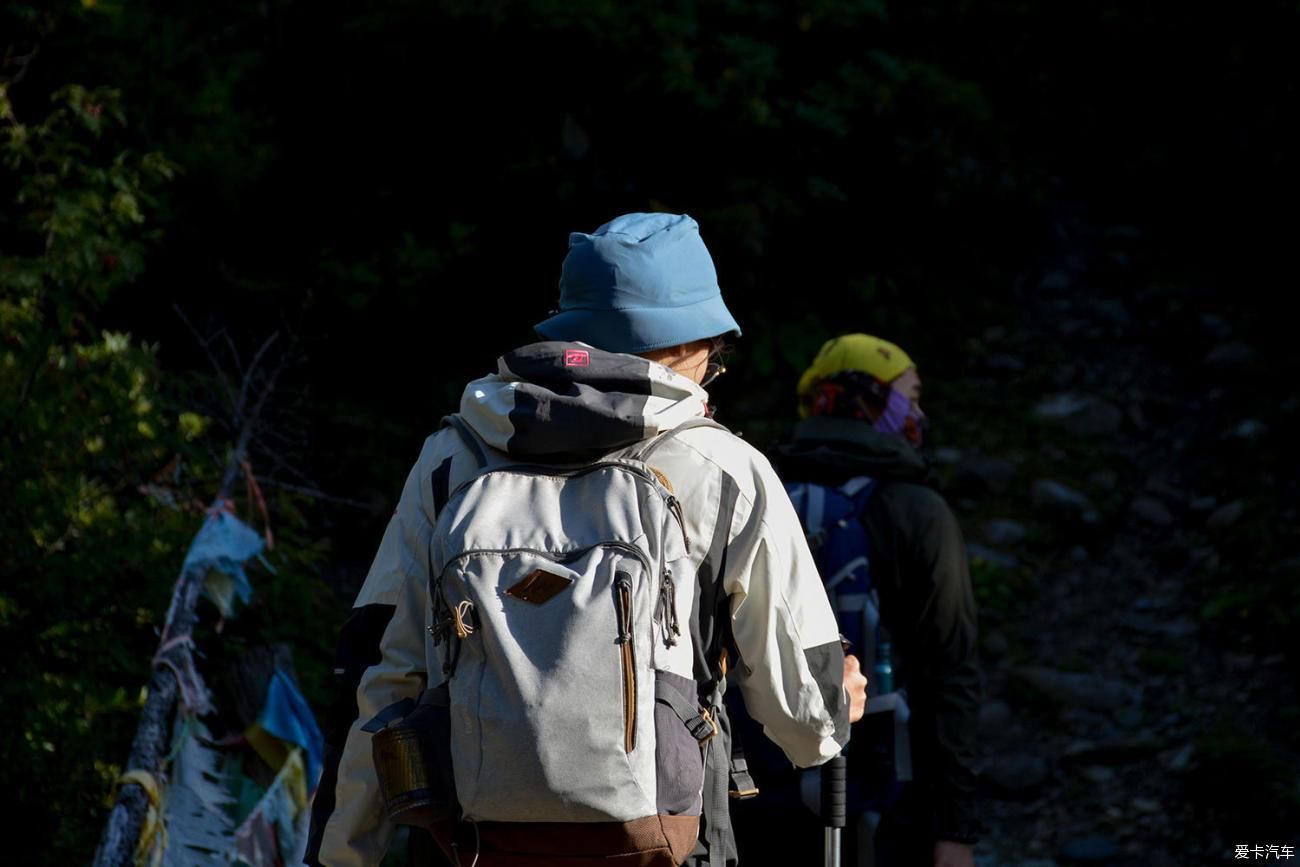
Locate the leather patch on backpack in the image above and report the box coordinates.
[505,569,574,605]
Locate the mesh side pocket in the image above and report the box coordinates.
[653,670,706,817]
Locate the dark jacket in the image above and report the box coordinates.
[774,416,982,844]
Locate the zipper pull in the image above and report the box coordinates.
[660,570,681,648]
[615,573,633,644]
[451,600,476,640]
[667,495,691,555]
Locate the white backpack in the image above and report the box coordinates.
[423,416,724,865]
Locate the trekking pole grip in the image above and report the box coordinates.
[821,753,847,828]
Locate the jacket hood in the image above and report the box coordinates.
[457,341,710,462]
[774,416,928,483]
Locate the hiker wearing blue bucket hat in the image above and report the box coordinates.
[308,212,867,867]
[536,212,743,354]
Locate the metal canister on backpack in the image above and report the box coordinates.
[368,685,458,827]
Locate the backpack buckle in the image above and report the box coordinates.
[692,707,719,743]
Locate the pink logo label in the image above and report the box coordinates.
[565,349,590,367]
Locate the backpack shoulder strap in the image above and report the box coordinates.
[840,476,879,518]
[439,414,487,471]
[631,415,730,462]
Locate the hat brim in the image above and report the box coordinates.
[534,293,742,354]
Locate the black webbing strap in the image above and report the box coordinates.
[654,680,718,743]
[359,696,417,734]
[699,695,739,867]
[440,414,487,470]
[727,731,759,800]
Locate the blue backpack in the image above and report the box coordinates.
[783,478,882,662]
[784,478,913,803]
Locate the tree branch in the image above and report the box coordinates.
[172,305,238,415]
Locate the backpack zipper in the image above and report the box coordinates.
[659,569,681,648]
[444,459,664,505]
[437,540,652,578]
[614,571,637,753]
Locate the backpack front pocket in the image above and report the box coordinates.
[441,548,657,823]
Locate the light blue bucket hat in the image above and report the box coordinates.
[534,212,742,354]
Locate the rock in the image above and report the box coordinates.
[968,543,1020,570]
[560,114,590,158]
[1190,546,1221,572]
[1058,836,1121,863]
[1013,667,1131,710]
[985,353,1027,372]
[1129,497,1174,526]
[1040,270,1071,292]
[958,456,1018,494]
[1132,797,1161,814]
[1079,765,1115,783]
[1053,365,1077,388]
[1204,342,1257,370]
[1161,618,1198,638]
[983,631,1011,660]
[1200,314,1232,340]
[976,858,1055,867]
[1227,419,1268,440]
[1032,480,1093,515]
[1070,545,1090,562]
[988,755,1050,795]
[1207,500,1245,530]
[1106,224,1143,238]
[1057,705,1107,733]
[1189,496,1217,512]
[1159,743,1194,772]
[983,519,1028,547]
[1113,707,1144,730]
[932,446,963,466]
[1033,394,1125,437]
[1091,299,1132,327]
[1127,401,1147,430]
[1063,735,1164,764]
[1225,652,1256,672]
[1089,470,1118,489]
[1124,615,1198,639]
[979,700,1012,731]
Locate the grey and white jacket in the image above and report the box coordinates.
[306,342,851,867]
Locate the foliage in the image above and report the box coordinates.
[0,81,198,862]
[0,82,337,864]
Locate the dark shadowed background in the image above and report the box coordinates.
[2,2,1297,864]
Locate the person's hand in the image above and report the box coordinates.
[934,840,974,867]
[843,654,868,723]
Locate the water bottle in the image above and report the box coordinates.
[874,640,894,695]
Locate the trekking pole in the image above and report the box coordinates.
[822,753,847,867]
